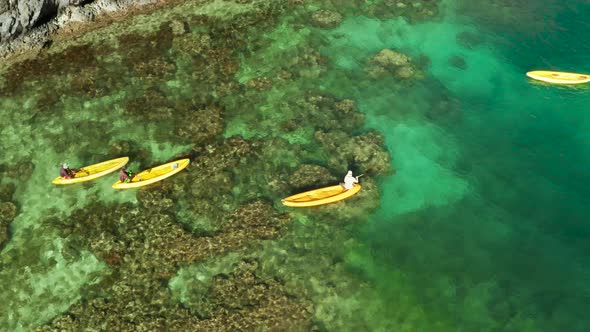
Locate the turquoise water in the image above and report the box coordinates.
[1,0,590,330]
[325,1,590,330]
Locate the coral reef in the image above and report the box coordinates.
[0,183,15,201]
[0,201,17,247]
[246,76,273,91]
[108,140,153,167]
[169,254,314,330]
[2,160,36,180]
[301,0,440,23]
[249,218,385,329]
[288,164,338,189]
[372,48,412,68]
[175,105,225,143]
[315,130,393,176]
[363,0,439,22]
[366,48,420,80]
[37,197,294,331]
[303,94,365,132]
[310,10,343,28]
[0,43,103,97]
[1,0,397,330]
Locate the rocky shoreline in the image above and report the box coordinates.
[0,0,187,64]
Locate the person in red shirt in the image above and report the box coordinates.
[59,163,80,179]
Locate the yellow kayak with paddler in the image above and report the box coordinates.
[281,184,361,207]
[52,157,129,185]
[526,70,590,84]
[112,158,190,189]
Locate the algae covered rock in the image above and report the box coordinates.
[224,200,290,240]
[170,255,314,330]
[364,0,439,21]
[181,170,236,235]
[0,201,17,246]
[190,136,254,173]
[169,19,189,36]
[0,183,15,201]
[297,94,364,132]
[169,252,242,318]
[39,196,298,331]
[4,160,35,179]
[367,48,419,80]
[371,49,411,68]
[310,10,343,28]
[334,98,357,114]
[395,65,415,79]
[288,164,338,189]
[246,76,273,91]
[315,130,393,176]
[137,186,176,212]
[176,105,224,143]
[108,140,152,167]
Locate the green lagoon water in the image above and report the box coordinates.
[1,0,590,330]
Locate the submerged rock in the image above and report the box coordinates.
[288,164,338,189]
[449,55,467,69]
[246,76,273,91]
[315,130,393,177]
[5,160,35,180]
[0,201,17,246]
[137,187,175,212]
[310,10,342,28]
[456,31,482,49]
[364,0,439,22]
[175,105,224,143]
[367,48,419,80]
[334,99,356,114]
[371,49,411,68]
[169,19,188,36]
[395,65,415,79]
[0,183,16,201]
[170,255,314,329]
[38,196,295,331]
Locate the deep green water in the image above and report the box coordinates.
[1,0,589,330]
[335,1,590,330]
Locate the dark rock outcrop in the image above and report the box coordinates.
[0,0,81,43]
[0,0,160,60]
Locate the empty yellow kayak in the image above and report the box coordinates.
[526,70,590,84]
[52,157,129,185]
[282,184,361,207]
[112,158,190,189]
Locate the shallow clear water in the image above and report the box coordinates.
[1,0,589,330]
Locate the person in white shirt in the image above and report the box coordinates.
[341,170,359,190]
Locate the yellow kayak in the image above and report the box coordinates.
[112,158,190,189]
[52,157,129,185]
[282,184,361,207]
[526,70,590,84]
